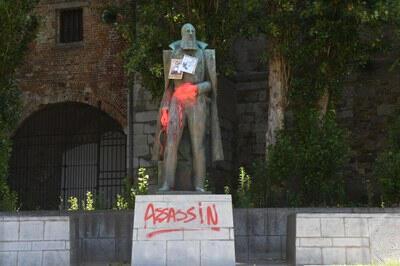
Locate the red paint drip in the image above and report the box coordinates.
[146,228,183,238]
[160,108,169,130]
[172,83,198,128]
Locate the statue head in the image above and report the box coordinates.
[181,23,197,50]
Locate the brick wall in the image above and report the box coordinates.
[16,0,127,129]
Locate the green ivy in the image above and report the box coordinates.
[374,114,400,206]
[0,0,39,211]
[267,110,349,207]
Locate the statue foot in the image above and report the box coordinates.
[158,183,170,192]
[195,187,205,193]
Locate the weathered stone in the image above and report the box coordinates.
[133,123,144,134]
[144,124,156,134]
[18,251,42,266]
[300,237,332,247]
[0,251,17,266]
[32,241,66,251]
[248,209,265,235]
[19,221,44,240]
[233,209,248,236]
[135,111,158,122]
[83,238,115,262]
[134,145,149,157]
[0,242,31,251]
[296,247,322,265]
[296,218,321,237]
[167,241,200,266]
[44,221,69,240]
[134,135,148,146]
[266,235,282,259]
[0,222,19,241]
[200,241,235,266]
[345,218,369,237]
[235,236,249,262]
[321,218,345,237]
[322,247,346,265]
[346,247,371,265]
[43,251,70,266]
[332,237,369,247]
[131,241,166,266]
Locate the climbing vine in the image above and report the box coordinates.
[0,0,39,211]
[244,0,400,206]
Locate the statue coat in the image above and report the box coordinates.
[151,41,224,163]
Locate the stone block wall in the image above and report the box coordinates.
[288,212,400,265]
[0,215,70,266]
[234,207,400,264]
[234,72,268,167]
[1,208,400,265]
[337,56,400,202]
[69,210,133,265]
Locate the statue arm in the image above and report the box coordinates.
[196,81,211,94]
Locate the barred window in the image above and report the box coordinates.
[59,9,83,43]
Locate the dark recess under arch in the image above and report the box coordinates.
[9,102,127,210]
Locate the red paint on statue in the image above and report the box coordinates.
[172,83,198,128]
[173,83,198,105]
[160,108,169,129]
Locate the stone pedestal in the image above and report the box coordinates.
[131,194,235,266]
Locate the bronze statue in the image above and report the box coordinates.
[152,23,223,192]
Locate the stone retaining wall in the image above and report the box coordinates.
[0,215,70,266]
[288,213,400,265]
[1,208,399,265]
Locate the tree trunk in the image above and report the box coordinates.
[317,88,329,119]
[265,51,289,159]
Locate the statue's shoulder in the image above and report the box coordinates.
[168,40,209,50]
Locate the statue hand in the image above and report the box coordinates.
[173,83,198,104]
[160,108,169,129]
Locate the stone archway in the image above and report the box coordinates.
[9,102,126,210]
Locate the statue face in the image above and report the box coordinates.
[181,23,197,50]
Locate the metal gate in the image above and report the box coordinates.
[9,102,127,210]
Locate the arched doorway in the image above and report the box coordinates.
[9,102,126,210]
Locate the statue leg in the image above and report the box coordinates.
[187,95,207,192]
[161,99,186,191]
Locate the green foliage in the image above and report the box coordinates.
[235,167,253,208]
[374,115,400,206]
[0,0,39,211]
[67,196,79,211]
[105,0,247,99]
[246,1,399,107]
[82,191,95,211]
[115,194,128,210]
[267,109,349,207]
[240,1,400,207]
[115,167,150,210]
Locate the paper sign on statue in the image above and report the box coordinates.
[179,55,198,74]
[168,59,184,79]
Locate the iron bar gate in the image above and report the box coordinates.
[9,102,127,210]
